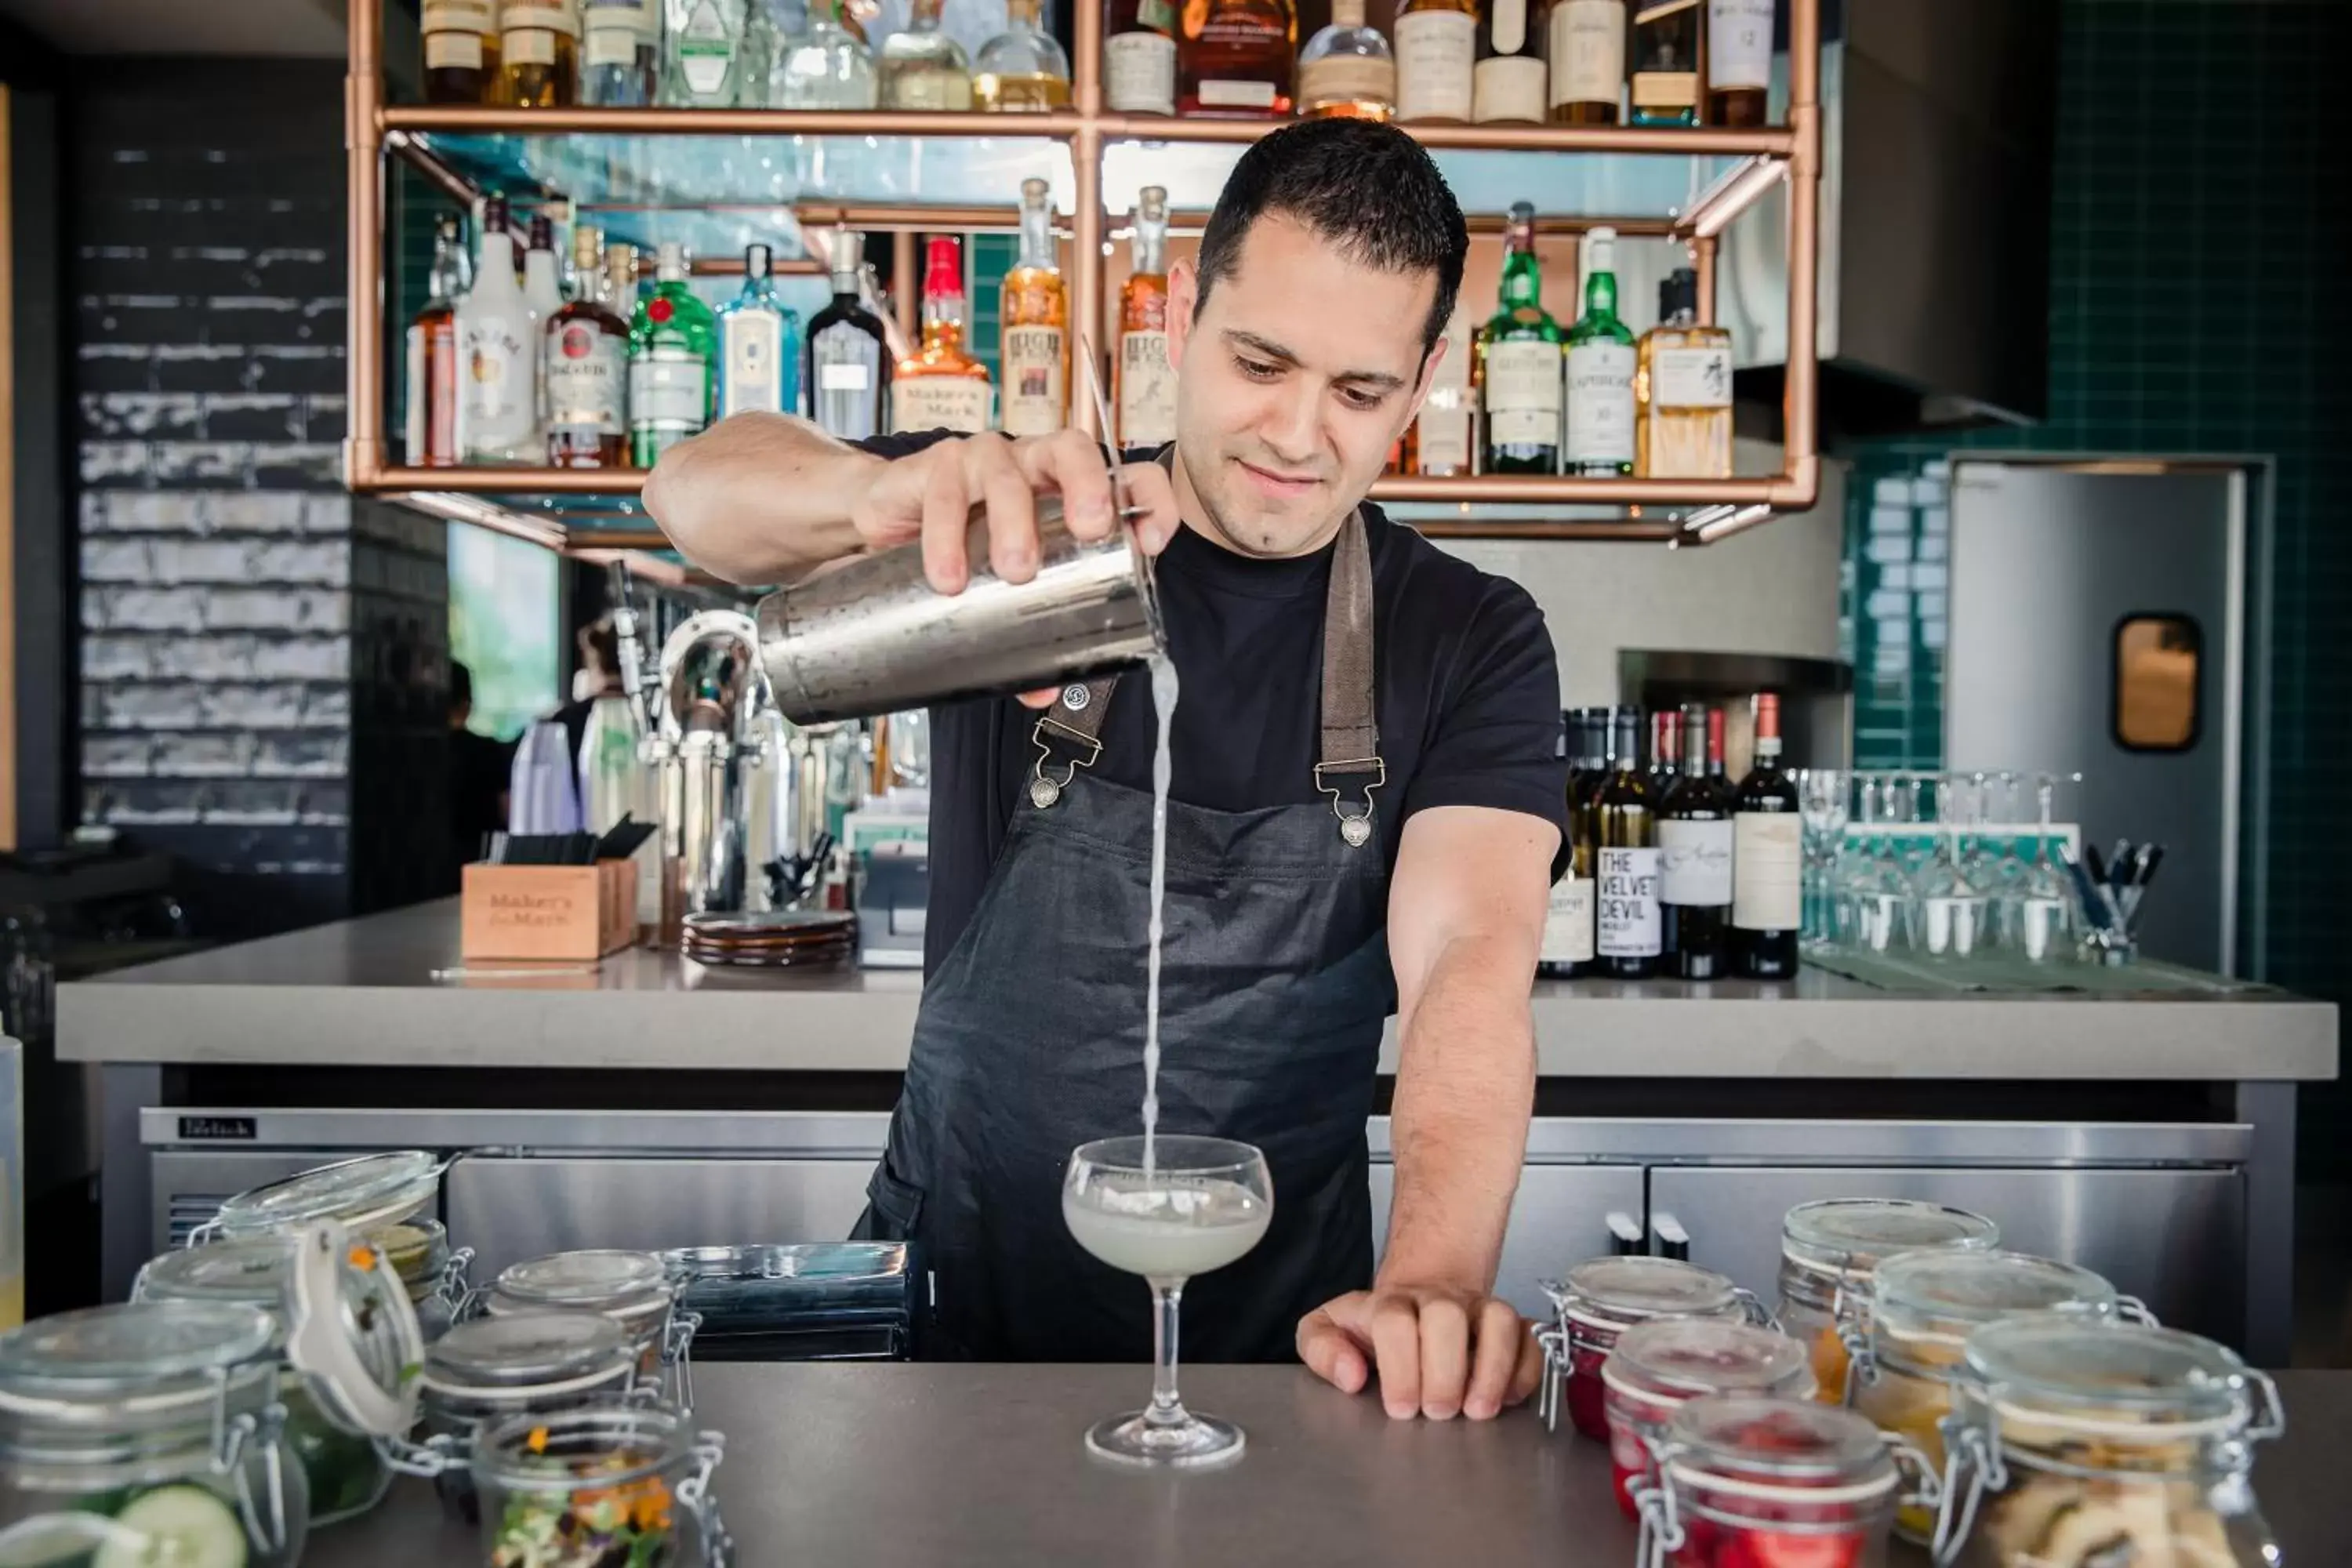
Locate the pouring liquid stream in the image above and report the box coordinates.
[1142,652,1177,1182]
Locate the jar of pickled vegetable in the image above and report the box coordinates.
[1538,1257,1768,1443]
[369,1218,471,1344]
[1777,1199,1998,1406]
[1602,1319,1816,1520]
[393,1308,644,1526]
[1936,1318,2281,1568]
[472,1401,732,1568]
[487,1251,693,1403]
[1632,1394,1940,1568]
[0,1301,308,1566]
[132,1222,426,1529]
[1852,1250,2125,1545]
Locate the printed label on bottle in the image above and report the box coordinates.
[459,314,534,451]
[502,1,579,36]
[546,327,626,434]
[583,0,658,40]
[1631,70,1695,108]
[1596,846,1662,957]
[1541,876,1596,965]
[677,0,736,93]
[887,69,975,110]
[1566,340,1635,464]
[1657,818,1733,906]
[1473,55,1547,122]
[1118,328,1176,446]
[1300,54,1396,111]
[720,312,786,417]
[504,28,557,63]
[1000,325,1067,437]
[813,328,884,440]
[1732,811,1802,930]
[1482,338,1563,446]
[1198,78,1279,108]
[1394,11,1475,120]
[423,0,495,30]
[1414,390,1472,473]
[404,325,427,466]
[1138,0,1177,27]
[1653,344,1732,407]
[1708,0,1774,89]
[1549,0,1624,107]
[1105,31,1178,113]
[628,350,710,430]
[426,31,486,67]
[818,361,871,391]
[584,28,646,65]
[893,377,992,434]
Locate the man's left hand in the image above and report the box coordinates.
[1297,1283,1544,1421]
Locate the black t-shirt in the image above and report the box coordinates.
[855,434,1570,974]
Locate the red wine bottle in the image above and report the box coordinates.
[1731,691,1802,978]
[1537,710,1598,979]
[1660,704,1733,978]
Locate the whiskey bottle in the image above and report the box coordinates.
[1106,0,1180,114]
[1181,0,1297,116]
[495,0,580,107]
[975,0,1073,111]
[1472,0,1545,122]
[1117,187,1178,449]
[546,227,630,468]
[454,198,537,465]
[579,0,659,105]
[1635,266,1731,478]
[405,216,469,468]
[1564,225,1635,477]
[1000,178,1070,437]
[1298,0,1393,119]
[717,245,804,419]
[1704,0,1773,125]
[423,0,499,102]
[1546,0,1623,123]
[627,242,717,466]
[1628,0,1697,125]
[1394,0,1476,123]
[805,229,891,441]
[1411,303,1473,475]
[892,236,993,434]
[879,0,974,109]
[1479,202,1563,476]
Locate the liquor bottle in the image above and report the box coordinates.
[1000,179,1070,437]
[1546,0,1623,123]
[1731,691,1802,978]
[1297,0,1394,121]
[1629,0,1697,125]
[717,245,804,419]
[627,242,717,467]
[974,0,1073,110]
[1704,0,1773,126]
[1117,187,1177,450]
[1594,706,1661,980]
[521,214,567,437]
[805,228,891,441]
[455,199,536,466]
[546,227,631,468]
[605,241,641,314]
[495,0,580,107]
[1479,201,1563,476]
[1659,704,1733,979]
[1472,0,1544,122]
[541,198,578,298]
[1393,0,1475,123]
[405,216,469,468]
[664,0,753,106]
[1106,0,1180,114]
[423,0,500,102]
[879,0,974,108]
[1180,0,1297,116]
[579,0,659,104]
[778,0,881,106]
[892,236,993,434]
[1565,224,1635,477]
[1411,304,1473,475]
[1636,265,1732,479]
[1536,710,1597,980]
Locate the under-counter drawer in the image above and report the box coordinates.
[1370,1163,1644,1320]
[446,1156,877,1287]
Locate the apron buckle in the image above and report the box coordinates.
[1029,716,1104,810]
[1313,757,1386,848]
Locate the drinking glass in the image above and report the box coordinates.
[1796,768,1850,951]
[1915,774,1987,960]
[1062,1135,1274,1467]
[2015,772,2075,964]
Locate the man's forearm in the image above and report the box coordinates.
[642,412,880,584]
[1379,937,1536,1290]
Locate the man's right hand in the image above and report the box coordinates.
[849,430,1182,597]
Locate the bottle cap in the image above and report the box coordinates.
[831,227,864,286]
[1661,267,1698,319]
[657,240,688,279]
[746,242,771,278]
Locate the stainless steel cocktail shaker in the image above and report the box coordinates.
[753,497,1164,726]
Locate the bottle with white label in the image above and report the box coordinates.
[1565,224,1635,477]
[1411,305,1473,475]
[1106,0,1179,114]
[1705,0,1775,126]
[1479,201,1563,474]
[1472,0,1546,123]
[1537,710,1600,979]
[1659,704,1733,978]
[662,0,751,107]
[804,227,890,442]
[627,241,717,466]
[1732,691,1803,978]
[999,178,1069,437]
[1636,266,1733,478]
[496,0,580,107]
[454,197,538,466]
[423,0,500,102]
[1392,0,1475,122]
[1594,706,1661,978]
[1546,0,1624,123]
[545,226,630,468]
[717,245,803,419]
[579,0,659,104]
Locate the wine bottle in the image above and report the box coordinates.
[1594,705,1660,980]
[1660,704,1733,980]
[1731,691,1802,978]
[1536,710,1595,980]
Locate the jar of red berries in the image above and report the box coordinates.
[1602,1319,1817,1520]
[1537,1256,1769,1443]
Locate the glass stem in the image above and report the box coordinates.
[1148,1280,1186,1425]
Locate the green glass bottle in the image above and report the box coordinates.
[1478,200,1563,474]
[1565,223,1637,477]
[628,241,717,467]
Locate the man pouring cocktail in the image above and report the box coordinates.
[647,119,1568,1425]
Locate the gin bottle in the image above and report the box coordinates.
[717,245,804,418]
[663,0,753,106]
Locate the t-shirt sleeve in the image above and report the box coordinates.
[853,429,960,462]
[1400,579,1570,876]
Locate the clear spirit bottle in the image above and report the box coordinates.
[628,242,717,466]
[975,0,1072,111]
[546,227,631,468]
[1478,201,1563,475]
[999,177,1069,437]
[805,228,891,441]
[1564,224,1636,477]
[1296,0,1392,120]
[879,0,973,108]
[775,0,879,107]
[892,235,993,434]
[579,0,660,103]
[1635,266,1732,479]
[717,244,804,419]
[1116,186,1176,449]
[663,0,753,106]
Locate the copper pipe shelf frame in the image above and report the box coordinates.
[342,0,1822,546]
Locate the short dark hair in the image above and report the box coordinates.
[1194,119,1468,358]
[451,660,473,709]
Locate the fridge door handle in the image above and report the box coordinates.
[1606,1210,1644,1256]
[1652,1211,1691,1262]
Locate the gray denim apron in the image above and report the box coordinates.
[854,506,1394,1363]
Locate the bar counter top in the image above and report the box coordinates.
[337,1362,2349,1566]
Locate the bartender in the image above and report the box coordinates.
[647,119,1566,1422]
